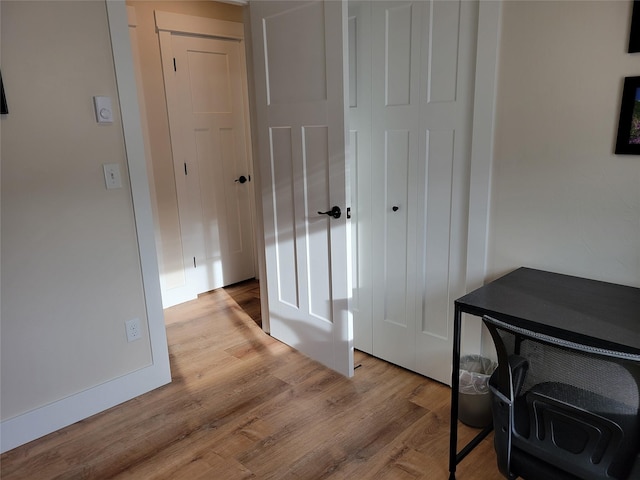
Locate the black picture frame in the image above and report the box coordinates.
[1,70,7,115]
[630,0,640,53]
[615,76,640,155]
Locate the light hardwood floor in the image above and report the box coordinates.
[224,280,262,328]
[0,284,500,479]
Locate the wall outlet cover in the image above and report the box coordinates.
[125,318,142,342]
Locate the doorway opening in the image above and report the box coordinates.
[128,5,262,312]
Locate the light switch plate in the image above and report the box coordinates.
[93,96,113,124]
[103,163,122,189]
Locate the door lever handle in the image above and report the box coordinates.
[318,206,341,219]
[235,175,249,184]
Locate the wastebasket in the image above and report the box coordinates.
[458,355,497,428]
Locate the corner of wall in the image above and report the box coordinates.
[0,1,171,453]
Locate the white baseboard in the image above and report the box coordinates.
[0,361,171,453]
[161,284,197,308]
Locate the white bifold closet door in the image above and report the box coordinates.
[349,0,479,385]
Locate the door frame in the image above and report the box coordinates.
[155,11,264,311]
[463,0,502,356]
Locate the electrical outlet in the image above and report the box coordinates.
[125,318,142,342]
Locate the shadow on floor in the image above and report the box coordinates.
[224,278,261,328]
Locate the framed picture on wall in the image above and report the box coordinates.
[1,70,7,115]
[630,0,640,53]
[615,76,640,155]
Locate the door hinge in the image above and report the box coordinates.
[173,58,177,72]
[184,162,188,175]
[193,257,196,268]
[347,207,351,219]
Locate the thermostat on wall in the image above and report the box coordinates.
[93,96,113,124]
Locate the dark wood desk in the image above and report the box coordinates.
[448,267,640,479]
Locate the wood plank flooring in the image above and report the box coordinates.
[0,285,501,479]
[224,279,262,328]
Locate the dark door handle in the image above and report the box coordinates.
[318,206,341,219]
[392,206,399,212]
[235,175,248,184]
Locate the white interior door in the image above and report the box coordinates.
[250,0,353,377]
[413,0,479,385]
[369,1,423,372]
[162,33,255,296]
[349,1,479,385]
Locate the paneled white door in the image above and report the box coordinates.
[162,34,255,296]
[250,0,353,377]
[349,1,479,385]
[413,0,479,385]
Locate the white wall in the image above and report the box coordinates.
[1,1,170,450]
[489,0,640,288]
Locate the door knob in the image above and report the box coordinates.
[235,175,248,184]
[392,206,399,212]
[318,206,341,219]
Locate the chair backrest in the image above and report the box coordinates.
[483,315,640,480]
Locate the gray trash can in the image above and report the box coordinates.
[458,355,497,428]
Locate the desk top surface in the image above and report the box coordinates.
[456,267,640,354]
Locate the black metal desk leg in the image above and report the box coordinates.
[449,304,463,479]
